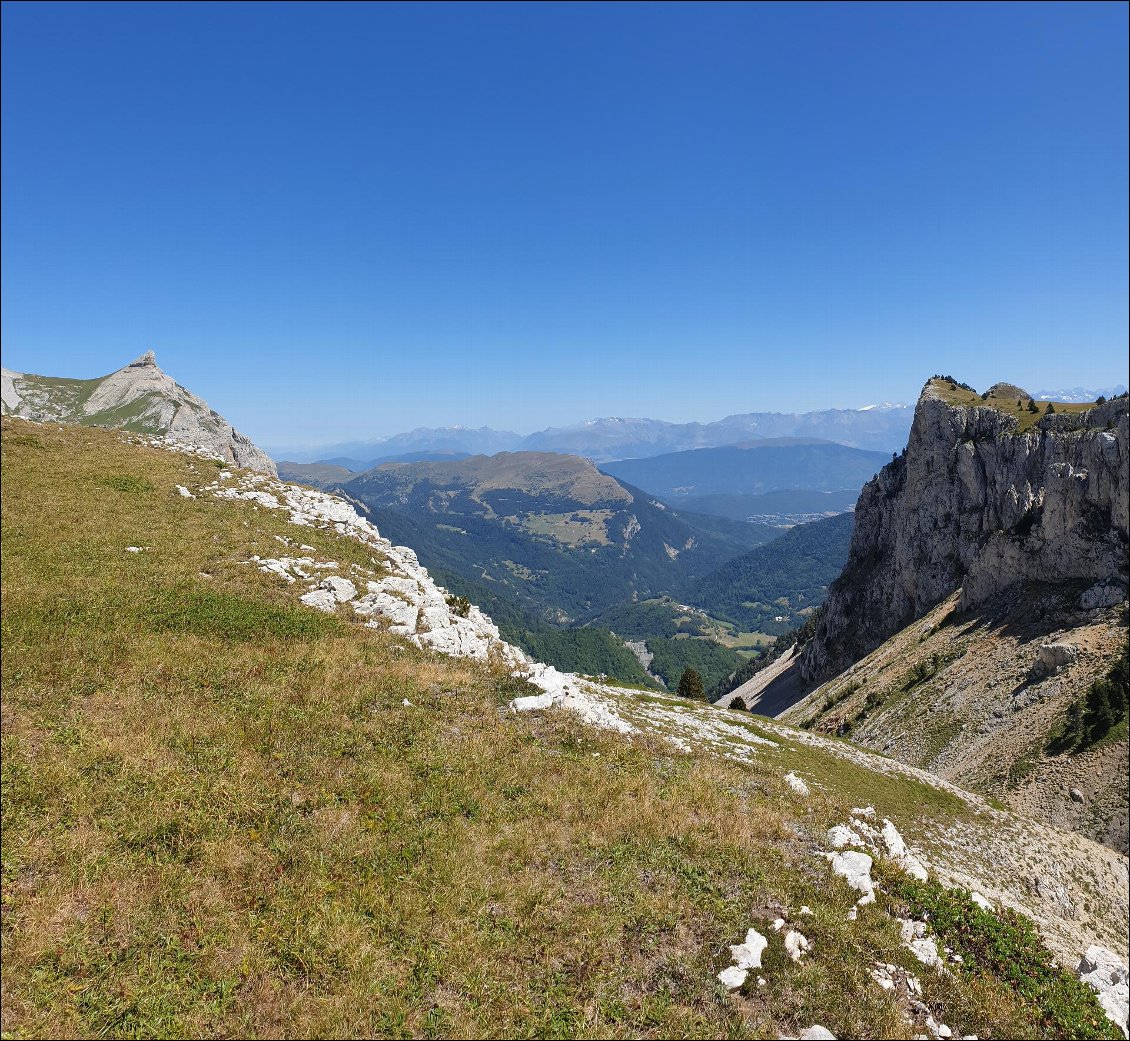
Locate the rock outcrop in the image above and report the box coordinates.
[800,381,1128,683]
[1,352,275,475]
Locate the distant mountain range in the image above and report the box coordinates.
[1033,385,1127,403]
[269,402,914,465]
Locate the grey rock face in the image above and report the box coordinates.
[800,386,1128,683]
[2,353,276,475]
[1038,642,1080,673]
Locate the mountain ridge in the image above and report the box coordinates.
[1,352,275,474]
[271,402,915,464]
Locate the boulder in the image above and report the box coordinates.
[829,850,876,904]
[1038,642,1079,672]
[319,576,357,602]
[299,588,338,613]
[1078,946,1130,1038]
[785,772,810,796]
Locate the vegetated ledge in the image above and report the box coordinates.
[1,415,1126,1040]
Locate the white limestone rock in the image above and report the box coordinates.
[784,929,811,961]
[717,965,748,991]
[881,819,929,880]
[827,824,866,849]
[730,927,769,970]
[1078,946,1129,1038]
[320,576,357,603]
[299,588,338,613]
[829,850,876,904]
[354,591,418,631]
[1037,642,1079,674]
[1080,582,1126,610]
[785,772,810,796]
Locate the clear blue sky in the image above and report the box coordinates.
[2,1,1127,448]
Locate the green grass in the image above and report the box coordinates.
[0,417,1116,1040]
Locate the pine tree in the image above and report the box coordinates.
[1061,699,1086,750]
[1085,680,1116,743]
[676,667,705,700]
[730,696,747,711]
[1045,402,1056,414]
[1027,399,1039,413]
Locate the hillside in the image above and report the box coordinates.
[779,381,1129,853]
[782,591,1129,853]
[600,440,889,501]
[277,460,355,485]
[673,488,861,526]
[3,416,1127,1039]
[684,513,856,633]
[342,453,777,624]
[2,352,274,474]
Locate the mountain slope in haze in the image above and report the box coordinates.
[674,488,861,525]
[272,402,913,464]
[278,460,356,485]
[4,415,1126,1040]
[341,452,777,625]
[684,512,856,633]
[521,405,913,459]
[2,351,275,474]
[600,439,890,500]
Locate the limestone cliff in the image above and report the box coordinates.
[1,351,276,475]
[800,380,1129,684]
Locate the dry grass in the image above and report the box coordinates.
[1,418,1115,1039]
[927,378,1098,432]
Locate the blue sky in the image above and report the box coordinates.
[2,1,1127,448]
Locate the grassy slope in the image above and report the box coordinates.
[1,419,1120,1040]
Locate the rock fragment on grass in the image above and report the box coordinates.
[785,772,810,796]
[299,588,338,613]
[828,850,876,904]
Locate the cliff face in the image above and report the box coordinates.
[1,351,276,475]
[800,382,1129,683]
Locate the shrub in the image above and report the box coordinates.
[729,696,747,711]
[445,593,472,618]
[885,876,1122,1039]
[100,474,154,494]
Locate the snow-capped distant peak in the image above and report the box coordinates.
[858,402,909,412]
